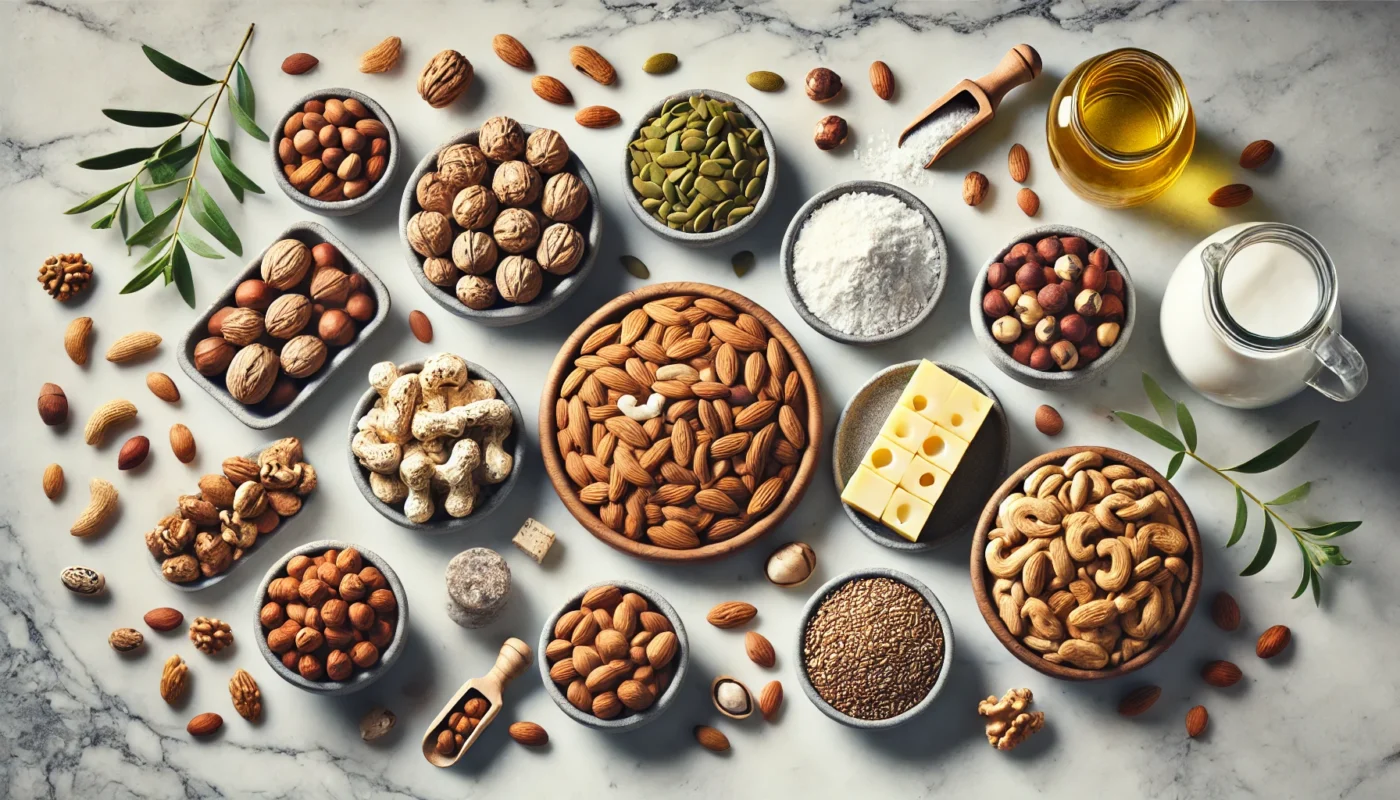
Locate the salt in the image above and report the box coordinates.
[791,192,941,338]
[855,94,979,187]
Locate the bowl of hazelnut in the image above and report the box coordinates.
[255,540,408,695]
[970,225,1135,390]
[271,89,399,216]
[177,222,390,429]
[400,116,601,327]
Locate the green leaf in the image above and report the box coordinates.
[235,62,255,117]
[77,146,157,170]
[1226,421,1320,473]
[117,195,129,244]
[171,241,196,307]
[205,132,264,193]
[215,137,244,203]
[90,211,116,230]
[141,44,216,85]
[1114,411,1185,452]
[1175,403,1197,452]
[125,198,179,247]
[1310,568,1321,606]
[64,182,127,214]
[146,140,199,183]
[132,179,154,223]
[1292,550,1313,599]
[190,180,242,255]
[1266,482,1312,506]
[226,92,268,141]
[1142,373,1177,427]
[102,109,187,127]
[1226,488,1248,547]
[1299,521,1362,539]
[121,251,170,294]
[1317,543,1350,567]
[131,235,174,272]
[178,230,224,259]
[1165,451,1185,480]
[145,176,191,191]
[1240,515,1277,576]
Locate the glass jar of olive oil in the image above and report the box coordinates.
[1046,48,1195,208]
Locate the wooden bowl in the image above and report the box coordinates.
[539,282,823,562]
[969,446,1203,681]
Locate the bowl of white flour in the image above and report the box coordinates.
[781,181,947,345]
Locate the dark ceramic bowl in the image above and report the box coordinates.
[270,88,400,217]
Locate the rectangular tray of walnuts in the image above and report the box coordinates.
[176,221,390,429]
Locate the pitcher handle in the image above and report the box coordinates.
[1305,325,1367,401]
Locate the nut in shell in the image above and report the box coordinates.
[537,224,584,276]
[261,239,312,290]
[492,208,541,255]
[480,116,526,163]
[452,230,497,275]
[496,256,542,304]
[280,335,328,378]
[540,172,588,222]
[525,128,570,175]
[226,344,279,405]
[451,185,498,231]
[765,542,815,587]
[61,565,105,595]
[360,706,396,741]
[491,160,541,207]
[437,143,488,189]
[407,211,453,257]
[264,294,311,339]
[109,628,144,652]
[418,49,473,108]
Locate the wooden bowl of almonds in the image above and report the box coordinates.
[539,282,822,562]
[970,446,1202,681]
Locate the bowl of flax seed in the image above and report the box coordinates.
[795,568,954,728]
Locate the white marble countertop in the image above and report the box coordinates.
[3,1,1399,798]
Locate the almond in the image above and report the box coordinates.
[169,424,196,464]
[575,105,620,129]
[409,310,433,343]
[1210,591,1240,631]
[281,53,319,75]
[117,435,150,470]
[492,34,534,70]
[1239,139,1275,170]
[1117,685,1161,717]
[645,630,678,668]
[144,607,184,631]
[1034,404,1063,436]
[532,75,573,105]
[1256,624,1291,659]
[581,585,622,611]
[508,721,548,746]
[1185,705,1208,737]
[43,463,64,500]
[146,372,180,402]
[64,316,93,365]
[744,631,776,668]
[695,488,739,515]
[706,601,756,629]
[962,171,988,206]
[105,331,161,363]
[746,476,784,516]
[1016,187,1040,216]
[758,680,783,720]
[1208,184,1253,208]
[694,724,730,752]
[569,45,616,85]
[186,712,223,737]
[1008,143,1030,183]
[1201,660,1242,687]
[359,37,401,73]
[869,60,894,100]
[584,660,631,693]
[639,611,672,634]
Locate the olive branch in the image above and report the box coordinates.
[65,23,264,307]
[1115,374,1360,605]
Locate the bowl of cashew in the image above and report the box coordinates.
[969,446,1202,681]
[348,355,526,532]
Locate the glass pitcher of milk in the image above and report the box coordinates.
[1160,222,1367,408]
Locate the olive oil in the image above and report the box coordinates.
[1047,48,1195,208]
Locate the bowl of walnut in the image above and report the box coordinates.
[970,446,1202,681]
[400,116,601,326]
[254,540,408,695]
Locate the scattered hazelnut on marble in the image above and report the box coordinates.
[814,115,849,150]
[1050,340,1079,370]
[992,316,1022,345]
[805,67,842,102]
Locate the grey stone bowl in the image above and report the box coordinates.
[833,362,1010,552]
[176,221,391,429]
[795,568,954,729]
[537,580,688,732]
[346,360,525,533]
[622,89,778,248]
[400,124,601,327]
[970,224,1136,389]
[270,88,400,217]
[781,180,948,346]
[253,539,409,695]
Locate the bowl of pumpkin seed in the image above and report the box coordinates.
[624,89,778,248]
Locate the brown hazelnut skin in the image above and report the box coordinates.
[235,279,275,310]
[286,555,314,579]
[1059,313,1089,343]
[193,337,236,376]
[208,307,236,337]
[345,291,376,322]
[312,242,341,270]
[1037,283,1069,314]
[267,627,295,654]
[349,602,376,631]
[294,626,324,653]
[367,619,394,648]
[368,589,397,616]
[318,309,355,346]
[982,289,1013,318]
[1078,341,1104,362]
[1088,248,1111,270]
[317,561,343,586]
[805,67,842,101]
[326,649,353,681]
[299,577,331,606]
[350,641,381,669]
[1061,236,1089,259]
[986,263,1013,289]
[260,602,286,629]
[1042,266,1059,286]
[324,626,355,650]
[281,650,300,671]
[1003,242,1036,268]
[1035,237,1064,262]
[814,115,849,151]
[298,653,325,680]
[359,566,387,592]
[302,606,323,631]
[1011,333,1036,366]
[1051,340,1080,370]
[1104,270,1126,297]
[339,573,367,602]
[1081,265,1107,292]
[1029,344,1055,371]
[1099,294,1126,322]
[321,598,349,627]
[263,378,300,410]
[1015,263,1046,291]
[335,548,363,573]
[1075,289,1103,317]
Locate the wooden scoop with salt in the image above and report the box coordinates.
[421,637,532,767]
[898,44,1042,167]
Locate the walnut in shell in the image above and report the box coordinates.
[423,257,461,287]
[537,223,584,276]
[418,49,473,108]
[416,172,457,215]
[280,335,328,378]
[493,208,541,255]
[497,255,543,304]
[310,268,350,306]
[491,161,541,208]
[226,344,279,404]
[437,143,488,189]
[452,230,497,275]
[525,128,570,175]
[457,275,498,310]
[541,172,588,222]
[220,308,265,346]
[479,115,525,162]
[261,239,312,290]
[452,185,498,230]
[264,293,312,339]
[407,211,453,258]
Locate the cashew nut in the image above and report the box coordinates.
[400,445,436,523]
[1022,551,1050,597]
[1086,469,1111,502]
[1116,492,1163,521]
[1023,635,1059,653]
[1047,537,1074,589]
[618,393,665,422]
[435,438,482,518]
[1020,597,1065,640]
[1113,580,1154,614]
[1062,450,1102,476]
[1035,473,1067,499]
[1140,522,1189,555]
[1009,497,1063,537]
[1067,471,1091,511]
[1111,476,1157,499]
[985,537,1049,579]
[1067,598,1118,629]
[69,478,118,537]
[990,526,1026,547]
[999,594,1025,636]
[1094,537,1133,592]
[352,429,403,475]
[1058,639,1109,669]
[1093,493,1133,534]
[1164,556,1190,583]
[654,364,698,383]
[1063,512,1103,561]
[1073,620,1121,652]
[1120,586,1163,639]
[996,492,1026,529]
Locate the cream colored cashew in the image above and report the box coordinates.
[1117,492,1164,521]
[1022,635,1059,653]
[1063,512,1103,561]
[352,429,402,474]
[400,446,436,523]
[1009,497,1063,537]
[369,470,408,504]
[435,438,482,518]
[1068,471,1090,511]
[1057,639,1108,669]
[1120,637,1148,662]
[617,393,665,421]
[70,478,119,537]
[1113,580,1154,614]
[1101,464,1137,481]
[654,364,699,383]
[1062,450,1103,476]
[1093,493,1133,534]
[997,492,1026,529]
[985,537,1049,579]
[369,361,402,399]
[1120,586,1163,639]
[1111,477,1157,499]
[1094,537,1133,592]
[999,594,1025,637]
[1140,522,1188,555]
[992,578,1015,603]
[1035,473,1066,499]
[1086,469,1111,502]
[1164,556,1190,582]
[1022,551,1050,597]
[379,374,421,444]
[1024,465,1065,496]
[1020,597,1064,640]
[1073,620,1121,652]
[989,526,1025,546]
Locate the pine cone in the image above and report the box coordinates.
[38,253,93,301]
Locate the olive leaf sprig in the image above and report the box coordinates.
[65,23,264,307]
[1115,374,1360,605]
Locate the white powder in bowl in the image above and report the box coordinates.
[791,191,941,338]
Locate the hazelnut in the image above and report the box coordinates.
[1054,254,1084,283]
[437,143,489,189]
[317,123,341,149]
[1078,341,1104,362]
[299,578,331,606]
[284,603,307,625]
[991,316,1022,344]
[1051,340,1079,370]
[208,306,235,337]
[541,171,589,222]
[497,255,543,304]
[463,697,488,717]
[435,729,456,756]
[293,129,320,155]
[422,257,461,288]
[1061,236,1089,259]
[280,335,328,378]
[350,641,380,669]
[339,127,366,153]
[267,627,296,654]
[193,337,236,376]
[326,650,353,681]
[537,223,585,276]
[1004,242,1037,268]
[287,555,314,579]
[986,263,1013,290]
[1081,265,1107,291]
[295,626,324,653]
[1003,284,1023,305]
[345,291,377,322]
[268,576,300,603]
[1015,262,1046,291]
[813,115,848,150]
[368,589,397,616]
[318,309,355,346]
[1015,293,1045,326]
[264,293,311,339]
[1088,248,1111,270]
[406,211,453,258]
[281,651,300,671]
[1104,270,1126,297]
[525,128,570,175]
[492,160,542,207]
[1011,333,1035,366]
[298,653,324,680]
[235,279,275,310]
[317,561,343,586]
[452,230,498,275]
[1035,237,1064,263]
[359,566,387,591]
[303,606,323,631]
[349,602,376,631]
[261,238,313,290]
[1075,289,1103,317]
[1099,294,1126,322]
[1034,316,1059,344]
[336,548,363,573]
[310,268,351,306]
[982,289,1013,318]
[339,573,367,602]
[1029,344,1054,371]
[260,602,285,629]
[264,378,300,410]
[367,620,394,648]
[1037,283,1069,314]
[492,207,541,254]
[1042,266,1059,286]
[320,147,346,172]
[805,67,842,102]
[321,598,349,627]
[1059,313,1089,343]
[324,626,355,650]
[452,185,498,230]
[312,242,341,270]
[479,116,526,162]
[1097,321,1122,347]
[220,307,265,346]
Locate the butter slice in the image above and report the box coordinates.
[859,435,914,484]
[917,423,970,475]
[899,456,952,507]
[841,465,898,521]
[933,379,993,443]
[878,405,933,456]
[899,360,961,423]
[881,488,934,542]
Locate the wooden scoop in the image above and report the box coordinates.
[421,637,532,768]
[898,44,1042,167]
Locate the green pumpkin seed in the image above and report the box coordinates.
[658,200,673,218]
[632,177,663,200]
[645,163,666,184]
[621,255,650,279]
[666,211,692,224]
[746,129,763,147]
[698,161,725,178]
[712,199,734,221]
[641,198,662,212]
[694,176,726,202]
[705,117,724,138]
[655,151,690,168]
[681,137,707,153]
[746,71,784,91]
[731,250,755,277]
[694,207,714,230]
[755,158,769,178]
[744,177,763,198]
[643,53,679,74]
[680,172,697,194]
[727,133,744,162]
[630,161,640,177]
[733,160,752,179]
[661,178,679,204]
[716,179,741,197]
[728,206,754,225]
[644,139,666,154]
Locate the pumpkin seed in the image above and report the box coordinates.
[731,250,755,277]
[666,211,692,224]
[632,177,663,200]
[643,53,679,74]
[681,136,707,153]
[746,71,784,92]
[644,139,666,154]
[621,255,650,279]
[641,198,662,211]
[728,206,754,225]
[655,151,690,168]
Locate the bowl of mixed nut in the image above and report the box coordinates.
[623,89,777,248]
[539,282,823,562]
[271,88,399,216]
[970,446,1202,680]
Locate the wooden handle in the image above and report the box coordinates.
[485,637,532,687]
[974,44,1042,110]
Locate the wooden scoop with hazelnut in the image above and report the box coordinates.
[421,637,532,767]
[898,44,1041,166]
